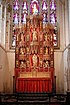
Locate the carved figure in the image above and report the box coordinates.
[32,54,38,67]
[32,28,37,41]
[21,33,24,42]
[26,47,30,54]
[27,60,30,67]
[16,60,19,67]
[20,61,26,68]
[20,61,24,68]
[45,47,48,54]
[20,47,26,55]
[44,61,49,68]
[44,34,47,41]
[20,47,24,54]
[40,48,43,54]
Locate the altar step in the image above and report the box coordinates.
[0,92,67,105]
[17,92,49,104]
[16,92,66,105]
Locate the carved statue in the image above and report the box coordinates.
[21,32,24,42]
[20,47,24,55]
[50,61,53,67]
[20,61,26,68]
[32,28,37,41]
[44,61,49,68]
[16,60,19,67]
[32,54,38,67]
[44,34,47,41]
[50,48,53,54]
[27,60,30,68]
[40,48,43,54]
[20,47,26,55]
[39,60,43,68]
[20,61,24,68]
[26,47,30,54]
[45,47,48,54]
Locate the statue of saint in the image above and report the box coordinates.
[20,61,24,68]
[16,60,19,67]
[32,28,37,41]
[50,48,53,54]
[44,34,47,41]
[20,47,26,55]
[20,61,26,68]
[26,47,30,54]
[32,54,38,67]
[40,48,43,54]
[27,60,30,68]
[21,32,24,42]
[20,47,24,55]
[45,47,48,54]
[44,61,49,68]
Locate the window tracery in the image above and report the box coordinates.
[11,0,59,48]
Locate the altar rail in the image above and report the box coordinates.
[0,92,70,105]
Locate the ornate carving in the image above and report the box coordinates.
[32,28,38,41]
[15,15,54,77]
[32,54,38,68]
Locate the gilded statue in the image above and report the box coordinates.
[32,54,38,67]
[44,34,47,41]
[27,60,30,68]
[44,61,49,68]
[20,61,24,68]
[21,32,24,42]
[20,47,26,55]
[20,47,24,55]
[32,28,37,41]
[20,61,26,68]
[40,48,43,54]
[26,47,30,54]
[45,47,48,54]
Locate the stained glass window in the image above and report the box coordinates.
[50,0,56,24]
[50,0,58,47]
[21,1,28,24]
[12,0,20,47]
[42,0,48,23]
[13,0,19,24]
[11,0,59,48]
[30,0,39,15]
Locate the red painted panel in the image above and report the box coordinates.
[16,78,52,92]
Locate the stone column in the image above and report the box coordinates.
[1,4,6,47]
[68,0,70,43]
[2,5,6,47]
[0,2,2,44]
[67,0,70,91]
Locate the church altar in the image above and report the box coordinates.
[15,15,54,93]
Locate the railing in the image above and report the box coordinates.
[0,92,69,105]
